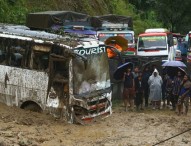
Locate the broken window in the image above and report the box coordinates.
[0,38,8,65]
[9,39,26,68]
[48,44,70,100]
[31,44,50,71]
[0,38,31,68]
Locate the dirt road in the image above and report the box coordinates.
[0,101,191,146]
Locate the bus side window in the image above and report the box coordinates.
[0,50,6,64]
[32,51,49,71]
[9,45,25,68]
[10,52,23,67]
[0,40,7,65]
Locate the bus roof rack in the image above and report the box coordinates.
[145,28,169,33]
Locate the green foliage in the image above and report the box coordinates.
[0,0,163,36]
[110,0,162,36]
[0,0,28,24]
[155,0,191,33]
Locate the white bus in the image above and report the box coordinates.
[0,24,112,124]
[137,28,175,60]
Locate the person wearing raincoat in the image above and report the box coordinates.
[148,69,163,109]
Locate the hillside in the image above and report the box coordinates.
[0,0,162,36]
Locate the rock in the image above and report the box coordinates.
[182,138,189,144]
[0,138,6,146]
[4,131,14,137]
[18,138,32,146]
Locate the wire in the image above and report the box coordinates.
[152,128,191,146]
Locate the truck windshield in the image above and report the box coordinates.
[138,36,167,50]
[98,33,133,43]
[72,45,110,97]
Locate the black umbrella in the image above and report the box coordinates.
[113,62,134,80]
[141,59,162,71]
[163,66,187,78]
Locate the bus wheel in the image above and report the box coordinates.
[23,103,42,113]
[65,106,85,125]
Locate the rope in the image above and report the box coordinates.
[152,128,191,146]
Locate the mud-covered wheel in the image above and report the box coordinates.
[65,106,85,125]
[73,112,86,125]
[23,103,42,113]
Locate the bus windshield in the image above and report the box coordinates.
[72,45,110,97]
[138,36,167,50]
[98,33,133,43]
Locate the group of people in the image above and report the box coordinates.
[122,65,191,116]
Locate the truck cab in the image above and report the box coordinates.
[137,28,174,60]
[97,23,135,55]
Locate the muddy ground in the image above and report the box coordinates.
[0,100,191,146]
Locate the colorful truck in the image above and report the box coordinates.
[93,14,136,55]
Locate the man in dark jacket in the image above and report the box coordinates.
[142,66,151,107]
[135,71,144,111]
[123,67,135,111]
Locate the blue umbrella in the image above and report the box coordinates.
[162,60,186,67]
[113,62,134,80]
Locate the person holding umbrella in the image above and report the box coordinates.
[177,74,191,116]
[107,40,123,58]
[172,71,183,111]
[123,66,135,112]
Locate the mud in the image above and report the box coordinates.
[0,102,191,146]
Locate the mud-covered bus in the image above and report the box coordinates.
[0,24,112,124]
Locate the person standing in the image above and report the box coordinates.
[134,71,144,111]
[148,69,163,109]
[161,72,168,108]
[177,74,191,116]
[123,67,135,112]
[165,74,173,108]
[107,40,122,58]
[142,66,151,107]
[172,71,183,111]
[132,66,139,78]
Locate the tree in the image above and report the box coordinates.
[155,0,191,33]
